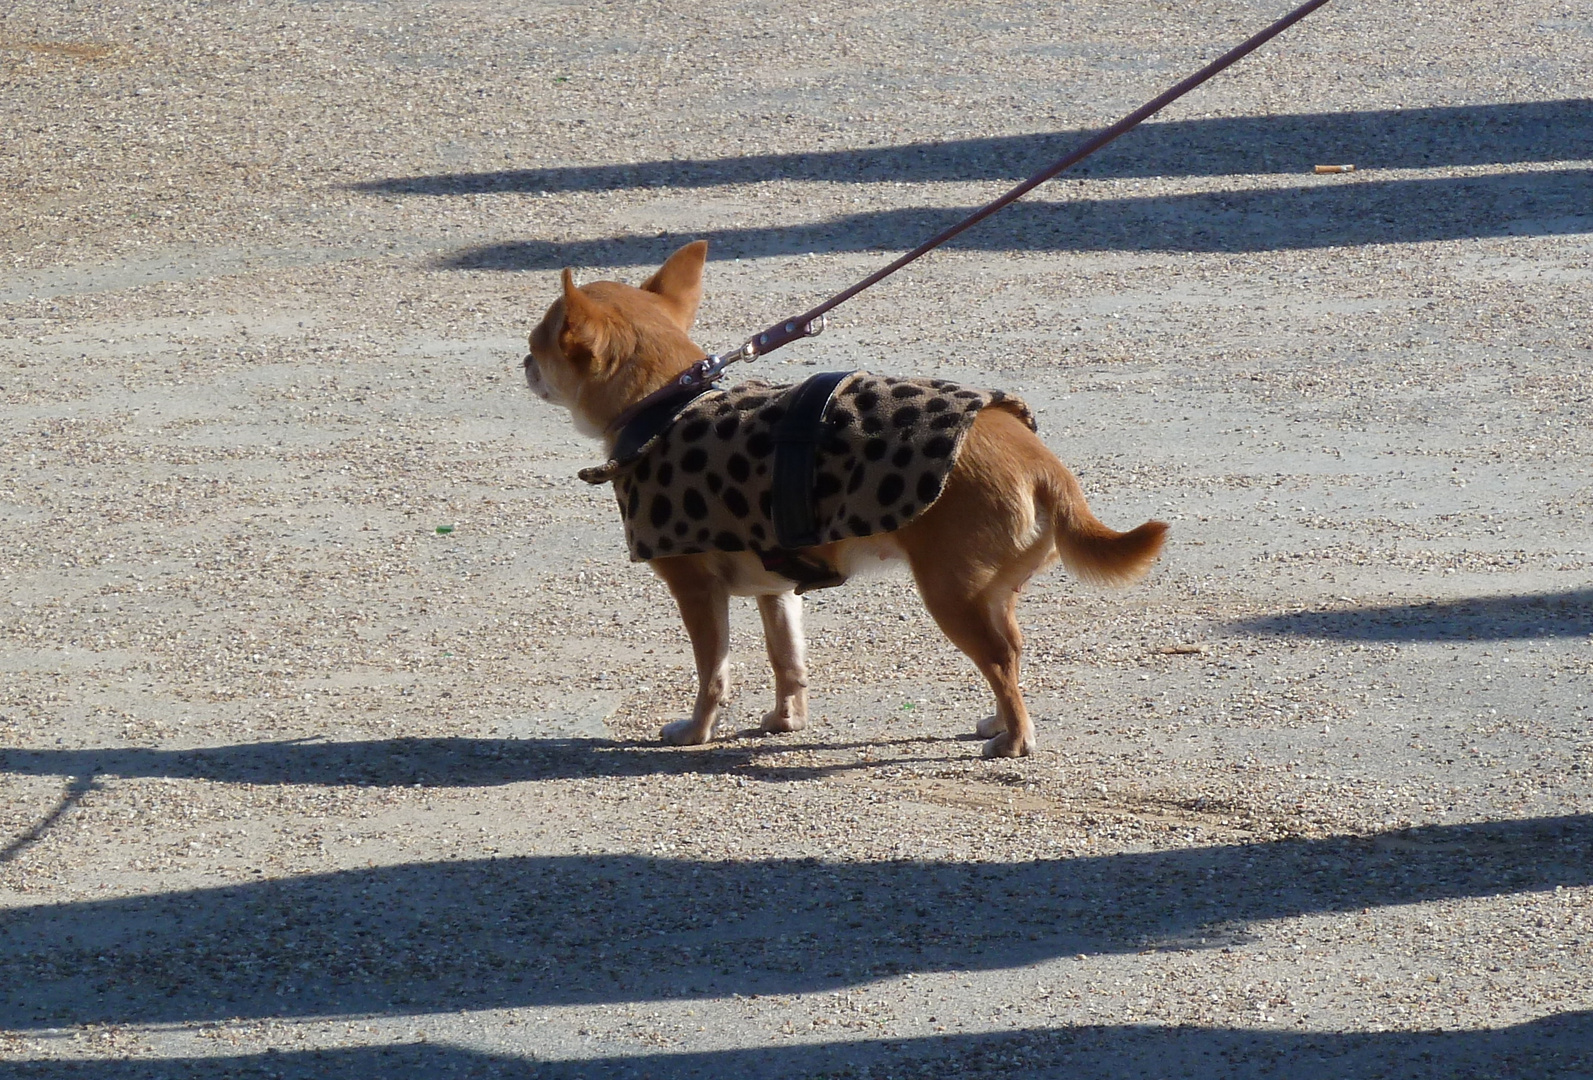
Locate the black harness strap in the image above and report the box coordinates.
[770,370,853,550]
[758,550,849,594]
[612,383,714,467]
[579,381,717,484]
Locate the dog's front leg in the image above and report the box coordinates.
[756,591,808,733]
[654,558,731,745]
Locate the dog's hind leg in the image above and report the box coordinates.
[915,576,1035,758]
[895,410,1059,757]
[756,591,809,733]
[652,558,732,745]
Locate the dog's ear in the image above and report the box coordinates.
[640,240,707,331]
[559,268,619,370]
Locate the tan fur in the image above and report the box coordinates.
[524,241,1166,757]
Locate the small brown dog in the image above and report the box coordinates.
[524,240,1165,756]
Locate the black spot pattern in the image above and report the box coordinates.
[650,494,672,528]
[597,374,1035,562]
[683,488,708,520]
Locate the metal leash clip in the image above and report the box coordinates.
[680,339,758,388]
[717,338,758,370]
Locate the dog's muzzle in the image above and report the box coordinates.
[523,353,553,401]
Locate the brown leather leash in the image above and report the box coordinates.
[603,0,1332,438]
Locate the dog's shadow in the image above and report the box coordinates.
[0,731,980,793]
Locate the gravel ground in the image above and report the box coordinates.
[2,0,1591,1076]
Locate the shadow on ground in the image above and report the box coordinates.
[442,168,1592,270]
[359,100,1593,195]
[1,815,1586,1030]
[6,1013,1591,1079]
[0,733,963,791]
[0,772,96,863]
[1233,588,1593,643]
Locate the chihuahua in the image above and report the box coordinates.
[524,241,1165,756]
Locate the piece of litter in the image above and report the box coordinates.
[1314,163,1355,173]
[1158,645,1204,655]
[436,525,454,534]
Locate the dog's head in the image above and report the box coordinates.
[524,240,708,438]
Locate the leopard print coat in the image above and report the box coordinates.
[580,372,1035,562]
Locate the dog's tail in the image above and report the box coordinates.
[1046,467,1167,586]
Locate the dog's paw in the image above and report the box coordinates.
[660,719,713,746]
[975,714,1006,739]
[981,731,1033,758]
[759,706,807,734]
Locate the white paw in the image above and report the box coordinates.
[660,719,712,746]
[976,714,1006,739]
[981,732,1033,758]
[760,709,806,734]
